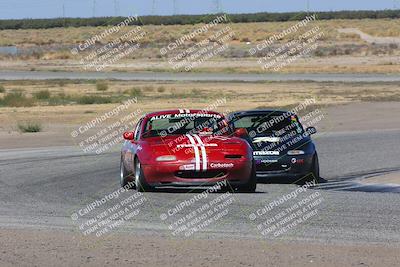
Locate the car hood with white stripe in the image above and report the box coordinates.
[147,134,251,162]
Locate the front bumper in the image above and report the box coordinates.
[142,159,252,187]
[254,153,314,180]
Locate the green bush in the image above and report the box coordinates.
[143,86,154,92]
[34,90,51,99]
[18,122,42,133]
[191,88,202,96]
[129,87,143,97]
[76,95,112,105]
[0,85,5,93]
[96,81,109,91]
[157,86,166,93]
[0,92,35,107]
[58,80,66,87]
[47,93,72,106]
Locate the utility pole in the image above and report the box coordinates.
[306,0,310,14]
[62,2,65,18]
[173,0,178,15]
[214,0,221,13]
[152,0,156,15]
[92,0,96,17]
[114,0,119,16]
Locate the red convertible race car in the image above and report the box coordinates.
[120,109,256,192]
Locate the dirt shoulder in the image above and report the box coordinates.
[362,172,400,185]
[0,228,398,267]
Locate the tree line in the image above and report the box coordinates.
[0,10,399,30]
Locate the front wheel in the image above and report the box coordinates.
[307,153,320,183]
[134,159,153,192]
[237,163,257,193]
[312,153,320,182]
[120,158,134,188]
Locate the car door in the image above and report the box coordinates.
[125,118,143,172]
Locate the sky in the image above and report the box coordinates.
[0,0,399,19]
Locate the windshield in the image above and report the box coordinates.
[232,113,304,137]
[143,113,231,138]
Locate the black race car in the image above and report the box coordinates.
[228,110,319,182]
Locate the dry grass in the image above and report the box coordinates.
[1,19,399,47]
[0,80,399,128]
[0,18,399,73]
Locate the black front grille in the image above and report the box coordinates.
[225,155,243,159]
[175,170,227,179]
[257,162,288,172]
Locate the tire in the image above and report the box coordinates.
[237,163,257,193]
[134,158,153,192]
[120,157,134,188]
[307,153,320,183]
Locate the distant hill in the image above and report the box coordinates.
[0,9,399,30]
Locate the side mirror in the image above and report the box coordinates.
[234,128,248,138]
[306,127,317,135]
[123,132,134,140]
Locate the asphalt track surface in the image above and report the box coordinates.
[1,70,400,82]
[1,129,400,244]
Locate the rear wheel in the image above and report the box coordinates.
[237,163,257,193]
[134,158,153,192]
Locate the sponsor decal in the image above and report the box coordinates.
[253,136,280,143]
[174,113,221,119]
[291,158,305,164]
[150,114,172,121]
[179,164,195,171]
[210,163,234,169]
[261,159,278,163]
[253,151,280,156]
[291,115,303,134]
[150,113,221,121]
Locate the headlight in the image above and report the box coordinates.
[156,155,177,162]
[287,150,305,155]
